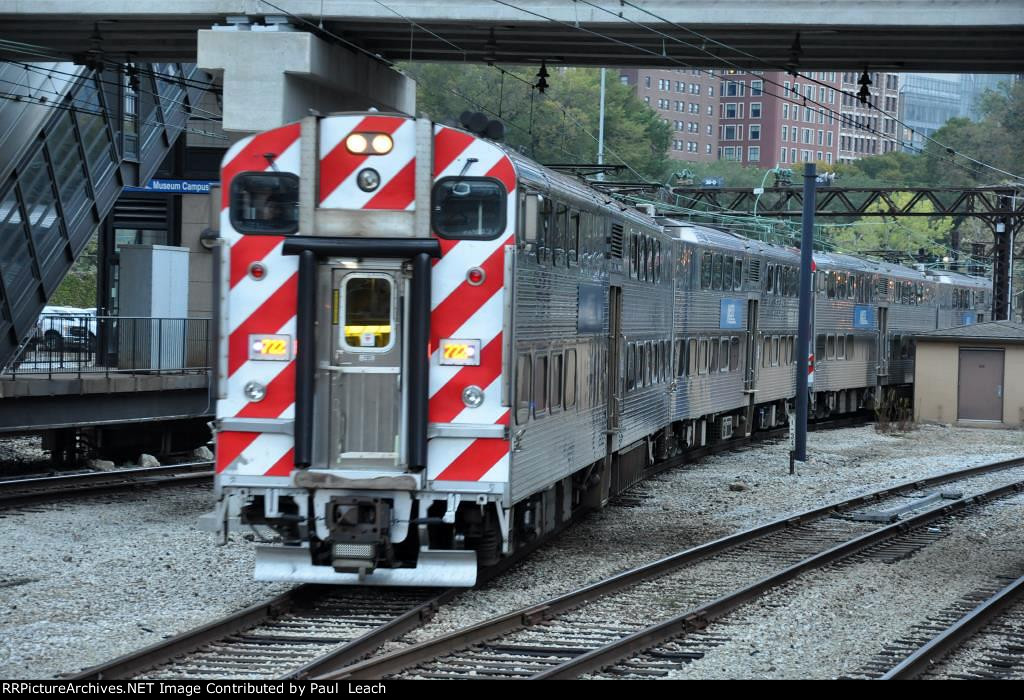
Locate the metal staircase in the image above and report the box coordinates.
[0,61,212,368]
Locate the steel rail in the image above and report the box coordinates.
[0,462,213,506]
[880,574,1024,680]
[329,454,1024,680]
[532,479,1024,678]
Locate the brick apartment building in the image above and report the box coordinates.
[618,68,719,162]
[717,70,842,168]
[838,71,901,164]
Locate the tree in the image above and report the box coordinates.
[50,232,98,308]
[921,80,1023,186]
[828,192,954,259]
[403,63,673,180]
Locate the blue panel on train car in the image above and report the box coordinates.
[578,283,605,333]
[961,311,977,326]
[719,298,743,328]
[853,304,875,329]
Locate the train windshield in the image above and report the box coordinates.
[229,172,299,234]
[432,177,506,240]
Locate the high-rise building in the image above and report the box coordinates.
[618,68,719,162]
[898,73,1016,152]
[837,72,901,164]
[717,70,842,168]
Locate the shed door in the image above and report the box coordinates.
[957,348,1004,421]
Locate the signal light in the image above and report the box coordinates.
[345,132,393,155]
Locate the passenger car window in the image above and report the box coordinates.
[432,177,506,240]
[515,353,532,424]
[533,354,549,415]
[564,349,577,408]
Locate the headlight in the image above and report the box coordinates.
[244,381,266,402]
[357,168,381,192]
[345,132,394,155]
[462,385,485,408]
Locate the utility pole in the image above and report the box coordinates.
[597,67,606,181]
[793,162,816,468]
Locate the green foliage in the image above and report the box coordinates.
[404,63,673,181]
[829,192,953,258]
[49,233,98,308]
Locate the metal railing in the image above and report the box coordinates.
[3,314,211,379]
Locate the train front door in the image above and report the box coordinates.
[327,263,406,470]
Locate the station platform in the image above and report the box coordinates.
[0,372,212,433]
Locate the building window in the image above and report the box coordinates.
[750,124,761,140]
[748,146,760,162]
[706,105,713,115]
[724,103,737,118]
[782,125,788,141]
[827,131,833,147]
[790,148,796,162]
[644,76,651,88]
[783,104,789,120]
[751,80,763,96]
[780,147,787,163]
[750,102,762,118]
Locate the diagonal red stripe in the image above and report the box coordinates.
[429,334,503,423]
[319,116,406,204]
[364,158,416,210]
[433,127,475,175]
[485,156,516,193]
[229,235,283,288]
[236,360,296,419]
[265,448,295,477]
[429,236,512,349]
[216,431,259,473]
[221,124,300,209]
[228,273,299,376]
[434,438,509,481]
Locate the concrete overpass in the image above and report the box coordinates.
[1,1,1023,72]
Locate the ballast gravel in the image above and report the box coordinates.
[0,423,1021,678]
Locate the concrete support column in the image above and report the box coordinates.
[198,28,416,133]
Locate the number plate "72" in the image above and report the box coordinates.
[248,334,293,361]
[439,338,482,366]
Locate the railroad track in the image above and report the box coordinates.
[63,421,799,680]
[64,416,867,680]
[326,455,1024,680]
[0,462,213,507]
[848,574,1024,680]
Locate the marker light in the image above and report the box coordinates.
[467,267,486,286]
[248,262,267,280]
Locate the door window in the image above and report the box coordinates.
[341,276,393,351]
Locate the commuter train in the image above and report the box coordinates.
[201,112,989,586]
